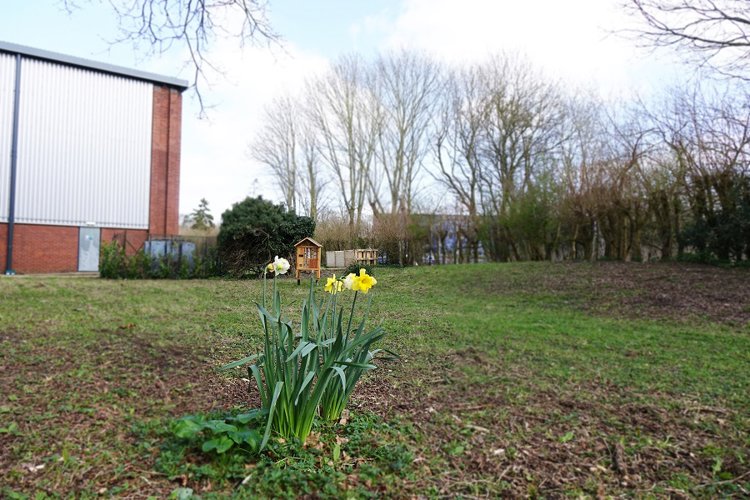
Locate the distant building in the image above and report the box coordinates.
[372,212,485,265]
[0,41,187,273]
[412,213,485,265]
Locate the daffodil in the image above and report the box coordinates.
[352,268,377,294]
[342,273,356,290]
[272,256,290,275]
[266,263,274,274]
[324,275,343,295]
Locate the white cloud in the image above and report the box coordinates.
[380,0,682,94]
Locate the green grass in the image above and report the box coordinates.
[1,262,749,497]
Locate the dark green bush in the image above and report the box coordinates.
[99,242,149,279]
[680,174,750,263]
[99,241,127,279]
[218,196,314,277]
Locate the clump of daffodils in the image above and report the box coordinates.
[221,259,387,448]
[333,268,377,295]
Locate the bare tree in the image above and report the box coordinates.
[624,0,750,78]
[648,83,750,259]
[433,65,486,262]
[557,92,609,260]
[297,116,326,220]
[477,55,566,261]
[370,51,442,216]
[251,94,326,219]
[63,0,279,113]
[599,105,652,262]
[307,55,381,246]
[252,95,299,212]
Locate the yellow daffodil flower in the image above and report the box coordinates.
[343,273,356,290]
[324,275,343,295]
[353,268,377,294]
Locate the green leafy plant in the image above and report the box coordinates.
[127,248,150,278]
[172,410,265,455]
[99,241,219,279]
[148,411,413,496]
[220,262,388,446]
[99,241,128,278]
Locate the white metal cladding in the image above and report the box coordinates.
[15,58,153,229]
[0,53,15,223]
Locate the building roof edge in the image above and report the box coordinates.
[0,41,189,91]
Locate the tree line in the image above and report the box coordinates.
[251,51,750,265]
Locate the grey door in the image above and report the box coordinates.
[78,227,100,272]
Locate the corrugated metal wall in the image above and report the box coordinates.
[0,53,15,223]
[14,58,153,229]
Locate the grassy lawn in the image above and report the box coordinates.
[1,262,749,497]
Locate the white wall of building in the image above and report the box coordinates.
[0,53,15,223]
[9,57,153,229]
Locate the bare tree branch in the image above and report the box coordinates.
[61,0,280,116]
[623,0,750,79]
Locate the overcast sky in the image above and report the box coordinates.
[1,0,686,219]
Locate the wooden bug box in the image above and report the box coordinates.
[355,248,378,266]
[294,237,322,284]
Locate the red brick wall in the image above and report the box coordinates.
[0,223,7,273]
[0,223,78,273]
[150,85,182,237]
[100,228,148,255]
[0,224,151,274]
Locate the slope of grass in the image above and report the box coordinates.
[1,262,748,497]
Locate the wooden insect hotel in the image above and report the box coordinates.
[294,237,322,284]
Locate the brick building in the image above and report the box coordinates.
[0,41,187,274]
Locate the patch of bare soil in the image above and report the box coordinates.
[0,330,254,496]
[480,262,750,327]
[351,360,750,498]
